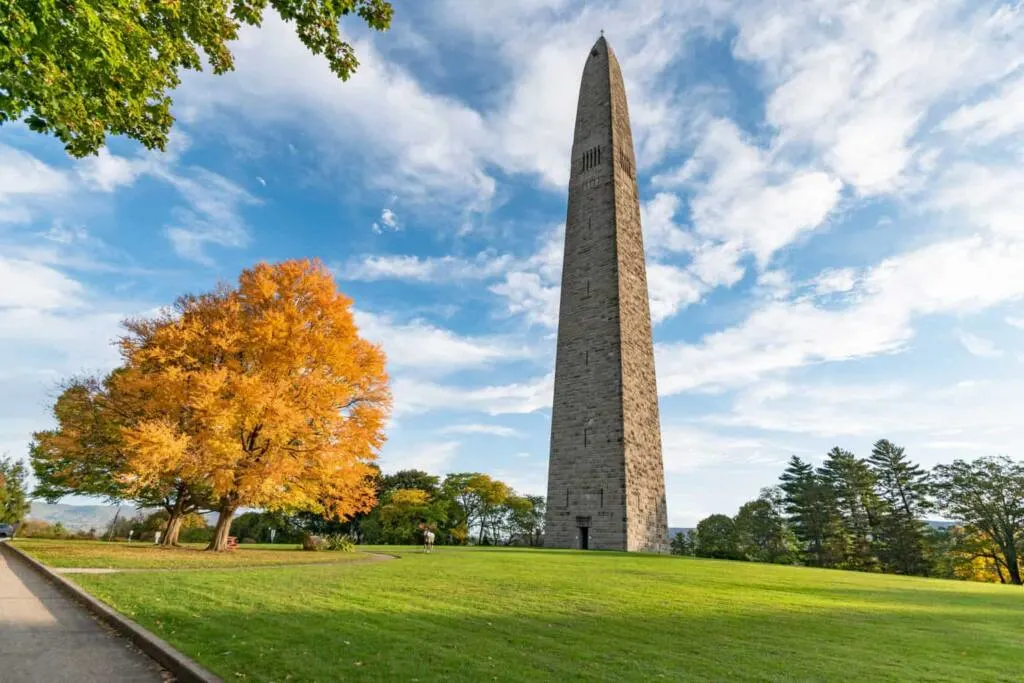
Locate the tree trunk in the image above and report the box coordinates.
[162,513,184,546]
[1006,553,1023,586]
[206,505,237,552]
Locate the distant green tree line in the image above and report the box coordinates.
[672,440,1024,585]
[234,469,545,547]
[22,465,544,549]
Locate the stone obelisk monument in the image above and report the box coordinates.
[544,36,668,552]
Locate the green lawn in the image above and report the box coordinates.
[11,538,375,569]
[23,543,1018,682]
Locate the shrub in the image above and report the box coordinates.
[326,534,355,552]
[301,533,354,551]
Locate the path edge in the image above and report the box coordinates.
[0,541,222,683]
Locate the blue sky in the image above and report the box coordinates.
[2,0,1023,526]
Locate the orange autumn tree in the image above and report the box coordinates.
[30,371,214,546]
[118,259,391,550]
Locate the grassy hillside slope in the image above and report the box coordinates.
[37,545,1024,681]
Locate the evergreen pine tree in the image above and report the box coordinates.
[779,456,839,567]
[819,447,882,571]
[869,439,931,575]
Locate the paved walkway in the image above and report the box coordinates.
[0,548,166,682]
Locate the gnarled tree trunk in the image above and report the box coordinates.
[162,513,184,546]
[206,502,237,551]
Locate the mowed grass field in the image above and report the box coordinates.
[16,542,1024,682]
[11,538,377,569]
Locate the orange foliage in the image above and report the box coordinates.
[115,259,390,548]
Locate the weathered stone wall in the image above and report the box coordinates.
[608,46,668,553]
[544,37,667,552]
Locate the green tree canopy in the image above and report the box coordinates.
[734,489,797,564]
[0,455,31,524]
[505,494,545,546]
[933,456,1024,586]
[380,470,440,498]
[377,488,447,544]
[695,514,740,560]
[1,0,394,157]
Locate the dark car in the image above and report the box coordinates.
[0,523,15,539]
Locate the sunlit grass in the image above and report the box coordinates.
[50,545,1024,682]
[12,538,371,569]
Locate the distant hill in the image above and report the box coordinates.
[666,522,952,540]
[27,502,137,532]
[668,527,694,538]
[924,520,956,530]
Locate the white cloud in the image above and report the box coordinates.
[340,252,512,282]
[176,15,495,210]
[1,137,254,265]
[378,441,461,475]
[0,257,84,310]
[661,424,794,475]
[163,167,260,264]
[0,145,70,223]
[647,263,705,324]
[1006,317,1024,330]
[732,0,1023,196]
[344,226,567,330]
[641,192,695,255]
[654,119,843,276]
[355,310,535,374]
[658,235,1024,395]
[489,271,561,329]
[813,268,858,296]
[956,330,1003,359]
[706,378,1024,463]
[928,162,1024,239]
[76,148,154,192]
[438,424,522,438]
[372,207,400,234]
[0,255,146,468]
[393,374,553,417]
[439,0,722,186]
[941,72,1024,147]
[756,269,791,301]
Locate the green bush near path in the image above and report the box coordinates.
[47,544,1024,682]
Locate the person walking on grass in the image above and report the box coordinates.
[424,528,435,553]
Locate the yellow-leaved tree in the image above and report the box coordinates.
[118,259,391,550]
